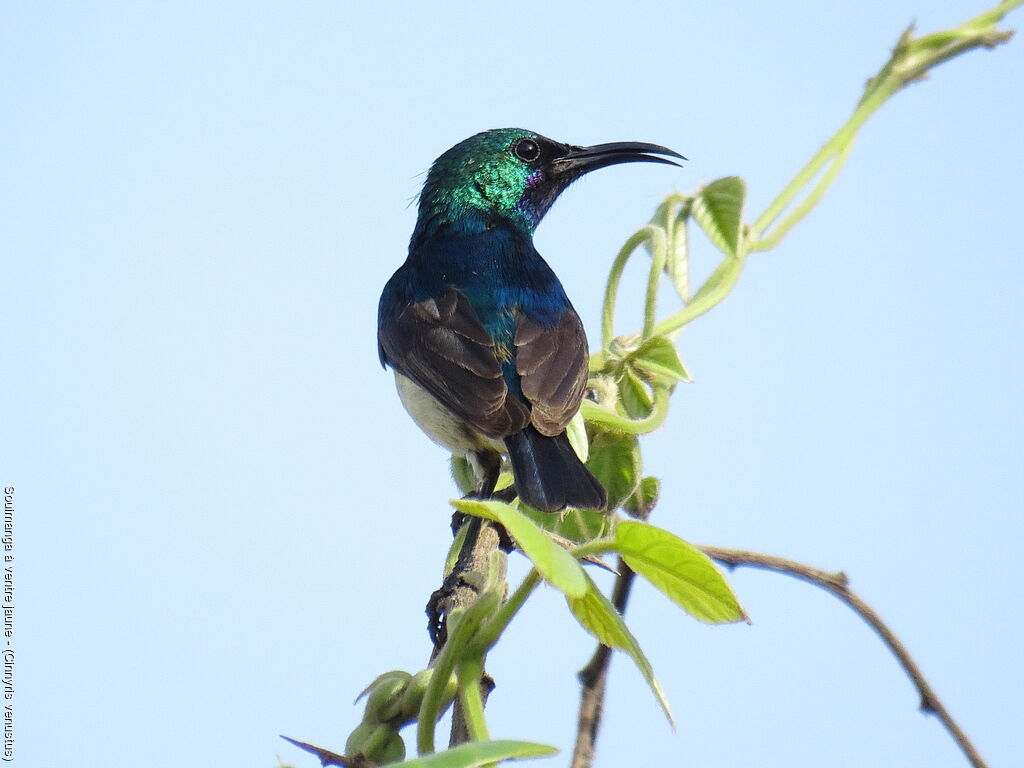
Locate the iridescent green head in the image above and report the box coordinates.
[413,128,683,240]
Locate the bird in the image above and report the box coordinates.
[377,128,682,513]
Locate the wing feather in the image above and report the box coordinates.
[515,311,588,437]
[379,288,530,438]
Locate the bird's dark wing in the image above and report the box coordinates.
[514,309,589,437]
[379,288,530,438]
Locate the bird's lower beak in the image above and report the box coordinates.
[554,141,685,176]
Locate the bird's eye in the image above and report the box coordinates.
[514,138,541,162]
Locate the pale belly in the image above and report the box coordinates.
[393,373,505,457]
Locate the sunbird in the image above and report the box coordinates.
[378,129,682,512]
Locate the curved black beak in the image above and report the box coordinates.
[555,141,685,176]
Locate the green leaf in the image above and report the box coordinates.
[579,396,667,436]
[645,197,694,298]
[615,521,747,624]
[642,198,673,259]
[555,508,612,543]
[394,739,558,767]
[622,476,660,519]
[520,502,611,544]
[585,433,641,511]
[565,410,590,463]
[494,469,514,492]
[443,522,470,577]
[618,366,653,419]
[450,456,476,496]
[688,254,745,311]
[567,574,673,725]
[691,176,745,257]
[629,336,691,386]
[665,205,692,301]
[452,499,587,599]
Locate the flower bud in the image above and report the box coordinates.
[345,721,405,764]
[398,668,457,721]
[371,731,406,765]
[365,671,412,724]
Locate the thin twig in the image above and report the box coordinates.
[449,673,495,746]
[570,558,637,768]
[698,546,988,768]
[279,735,369,768]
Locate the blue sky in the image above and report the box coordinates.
[3,2,1022,767]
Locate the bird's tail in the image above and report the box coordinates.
[504,426,607,513]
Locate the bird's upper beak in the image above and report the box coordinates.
[554,141,685,176]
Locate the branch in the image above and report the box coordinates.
[570,5,1019,763]
[698,546,988,768]
[420,517,506,753]
[750,1,1021,246]
[570,558,637,768]
[279,735,370,768]
[427,517,505,653]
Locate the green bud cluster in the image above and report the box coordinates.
[344,668,457,765]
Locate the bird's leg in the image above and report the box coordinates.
[427,514,484,648]
[427,513,506,748]
[467,451,515,551]
[431,452,510,648]
[449,450,503,536]
[470,450,502,498]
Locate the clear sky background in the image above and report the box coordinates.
[3,2,1022,767]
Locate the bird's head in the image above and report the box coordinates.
[414,128,683,239]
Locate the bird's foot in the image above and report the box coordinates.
[426,576,455,648]
[426,568,491,648]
